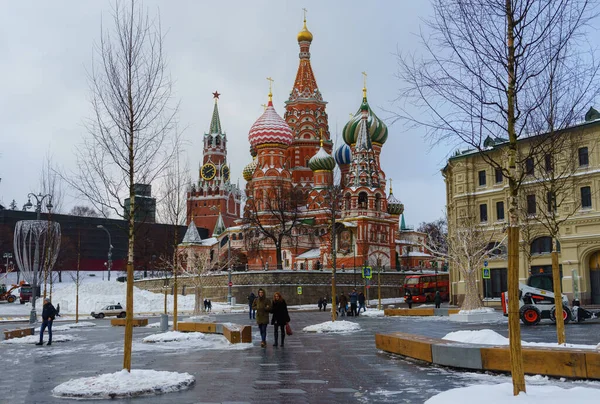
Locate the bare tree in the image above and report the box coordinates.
[39,151,64,214]
[63,0,180,372]
[417,218,447,255]
[179,249,211,315]
[397,0,599,394]
[69,206,100,217]
[242,180,307,269]
[68,231,83,323]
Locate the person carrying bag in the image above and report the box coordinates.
[271,292,291,347]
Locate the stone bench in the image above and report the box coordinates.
[177,321,252,344]
[110,318,148,327]
[375,331,600,380]
[3,327,34,341]
[384,308,461,316]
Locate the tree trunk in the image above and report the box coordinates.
[551,243,566,344]
[461,269,482,311]
[276,243,283,269]
[194,286,201,315]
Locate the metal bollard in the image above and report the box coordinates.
[160,313,169,332]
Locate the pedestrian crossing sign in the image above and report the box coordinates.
[483,268,491,279]
[362,266,372,279]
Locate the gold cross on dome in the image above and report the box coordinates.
[303,8,308,21]
[362,71,367,87]
[261,103,267,111]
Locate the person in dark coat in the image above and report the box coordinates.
[349,289,359,317]
[317,297,323,311]
[36,298,56,346]
[434,291,442,309]
[248,292,256,319]
[252,288,271,347]
[55,303,61,317]
[271,292,291,347]
[338,293,348,317]
[322,296,327,311]
[358,292,366,313]
[405,291,413,309]
[207,300,212,312]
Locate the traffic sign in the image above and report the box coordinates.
[482,268,491,279]
[228,281,233,287]
[362,266,372,279]
[484,260,488,267]
[297,286,303,295]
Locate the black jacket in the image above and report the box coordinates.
[42,302,56,321]
[271,299,290,325]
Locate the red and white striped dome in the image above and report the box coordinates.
[248,101,293,148]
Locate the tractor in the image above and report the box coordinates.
[0,281,23,303]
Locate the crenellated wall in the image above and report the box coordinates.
[134,270,412,306]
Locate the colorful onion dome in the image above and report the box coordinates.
[335,143,352,165]
[342,91,388,146]
[309,141,336,171]
[297,19,313,43]
[248,100,293,148]
[243,157,258,181]
[387,192,404,215]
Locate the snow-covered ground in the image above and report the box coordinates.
[303,320,361,333]
[52,369,195,399]
[1,334,77,345]
[359,309,385,317]
[443,329,599,350]
[425,382,598,403]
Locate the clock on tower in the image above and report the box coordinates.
[201,163,216,181]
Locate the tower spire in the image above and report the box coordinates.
[209,91,222,134]
[361,71,367,100]
[267,77,274,105]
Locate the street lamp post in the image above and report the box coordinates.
[23,192,53,324]
[97,225,113,281]
[3,252,12,275]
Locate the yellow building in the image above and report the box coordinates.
[443,107,600,306]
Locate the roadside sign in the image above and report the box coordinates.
[228,281,233,287]
[297,286,303,295]
[362,266,372,279]
[482,268,491,279]
[484,260,488,267]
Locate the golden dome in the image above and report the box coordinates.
[297,20,313,43]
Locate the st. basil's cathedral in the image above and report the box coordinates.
[183,17,433,271]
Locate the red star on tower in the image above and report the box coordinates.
[212,91,220,99]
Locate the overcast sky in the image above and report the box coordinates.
[0,0,449,227]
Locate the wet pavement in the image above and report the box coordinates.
[1,308,599,404]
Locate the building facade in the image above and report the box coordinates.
[443,107,600,305]
[183,17,437,273]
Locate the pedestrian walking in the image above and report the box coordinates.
[248,292,256,319]
[36,298,56,346]
[317,297,323,311]
[338,293,348,317]
[358,292,366,313]
[203,299,208,312]
[56,303,61,317]
[434,291,442,309]
[349,289,359,317]
[271,292,290,347]
[322,296,327,311]
[252,288,271,347]
[207,300,212,312]
[405,291,413,309]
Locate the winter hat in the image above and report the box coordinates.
[44,298,50,303]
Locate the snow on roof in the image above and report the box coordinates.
[408,252,432,257]
[296,248,321,259]
[181,221,202,244]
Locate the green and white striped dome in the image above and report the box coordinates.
[342,96,388,146]
[308,145,336,172]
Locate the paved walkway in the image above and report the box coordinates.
[1,310,599,403]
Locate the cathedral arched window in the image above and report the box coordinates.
[215,136,221,146]
[358,192,368,209]
[238,233,243,240]
[232,234,237,241]
[375,194,381,211]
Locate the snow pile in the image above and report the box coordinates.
[459,307,496,314]
[2,334,76,345]
[303,320,361,333]
[146,321,173,328]
[139,331,252,351]
[53,322,96,331]
[52,369,195,399]
[424,383,600,403]
[359,310,384,317]
[443,329,598,350]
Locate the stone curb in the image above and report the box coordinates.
[375,331,600,380]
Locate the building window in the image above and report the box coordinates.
[479,203,488,222]
[375,194,381,211]
[496,201,505,221]
[478,170,486,186]
[358,192,368,209]
[495,168,503,184]
[544,154,553,172]
[579,147,589,166]
[527,194,536,215]
[483,268,507,298]
[546,191,556,213]
[530,236,558,254]
[486,242,506,257]
[525,158,534,175]
[581,186,592,209]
